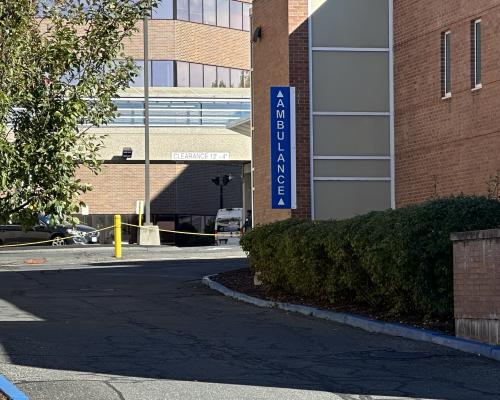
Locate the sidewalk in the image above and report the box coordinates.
[0,245,246,270]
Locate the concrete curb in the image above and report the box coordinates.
[202,274,500,363]
[0,375,28,400]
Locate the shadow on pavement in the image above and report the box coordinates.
[0,258,499,400]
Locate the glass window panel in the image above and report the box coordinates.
[243,70,250,87]
[475,20,481,86]
[217,67,230,88]
[204,65,217,88]
[216,0,229,27]
[152,0,173,19]
[177,0,189,21]
[445,32,451,94]
[177,61,190,87]
[242,3,251,31]
[189,63,204,87]
[152,60,174,87]
[190,0,202,23]
[131,60,145,87]
[230,0,242,30]
[230,68,243,88]
[203,0,217,25]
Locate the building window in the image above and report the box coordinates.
[175,0,249,31]
[131,60,249,88]
[229,0,242,30]
[217,67,230,88]
[216,0,230,27]
[203,0,217,25]
[177,0,189,21]
[204,65,218,87]
[151,61,174,87]
[130,60,174,87]
[472,19,482,89]
[189,63,204,87]
[242,2,251,31]
[441,31,451,98]
[152,0,173,19]
[190,0,203,23]
[231,68,249,88]
[177,61,190,87]
[131,60,145,88]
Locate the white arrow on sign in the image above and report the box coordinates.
[278,198,285,206]
[277,91,284,98]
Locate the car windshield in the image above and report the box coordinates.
[217,218,240,232]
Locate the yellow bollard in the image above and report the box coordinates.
[114,215,122,259]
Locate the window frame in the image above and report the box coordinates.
[177,0,190,21]
[151,60,174,87]
[229,0,243,30]
[189,0,203,23]
[441,30,451,99]
[203,0,217,25]
[472,19,482,90]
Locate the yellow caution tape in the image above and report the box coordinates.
[122,222,241,238]
[0,220,242,249]
[0,225,115,249]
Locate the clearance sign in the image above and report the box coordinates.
[270,86,297,209]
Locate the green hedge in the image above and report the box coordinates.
[241,196,500,318]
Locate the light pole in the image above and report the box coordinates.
[143,3,151,225]
[211,174,233,209]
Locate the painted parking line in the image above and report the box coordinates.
[0,375,29,400]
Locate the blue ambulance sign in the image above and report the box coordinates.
[270,86,297,209]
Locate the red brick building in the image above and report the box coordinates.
[394,1,500,206]
[252,0,393,225]
[251,0,500,225]
[73,0,253,238]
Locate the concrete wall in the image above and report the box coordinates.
[452,229,500,345]
[394,1,500,206]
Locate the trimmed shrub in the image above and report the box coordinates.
[241,196,500,318]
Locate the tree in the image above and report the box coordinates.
[0,0,157,226]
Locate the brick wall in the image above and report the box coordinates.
[394,1,500,206]
[251,0,291,225]
[251,0,310,225]
[288,0,310,220]
[77,162,243,216]
[124,19,250,69]
[452,229,500,345]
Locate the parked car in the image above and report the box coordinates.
[214,208,243,246]
[0,216,99,246]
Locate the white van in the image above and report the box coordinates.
[214,208,243,246]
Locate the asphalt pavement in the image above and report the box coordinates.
[0,249,499,400]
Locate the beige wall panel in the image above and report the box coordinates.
[312,0,389,48]
[314,181,391,220]
[175,21,250,69]
[124,21,250,69]
[314,160,390,178]
[313,52,389,112]
[90,127,251,161]
[314,115,390,156]
[124,21,176,60]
